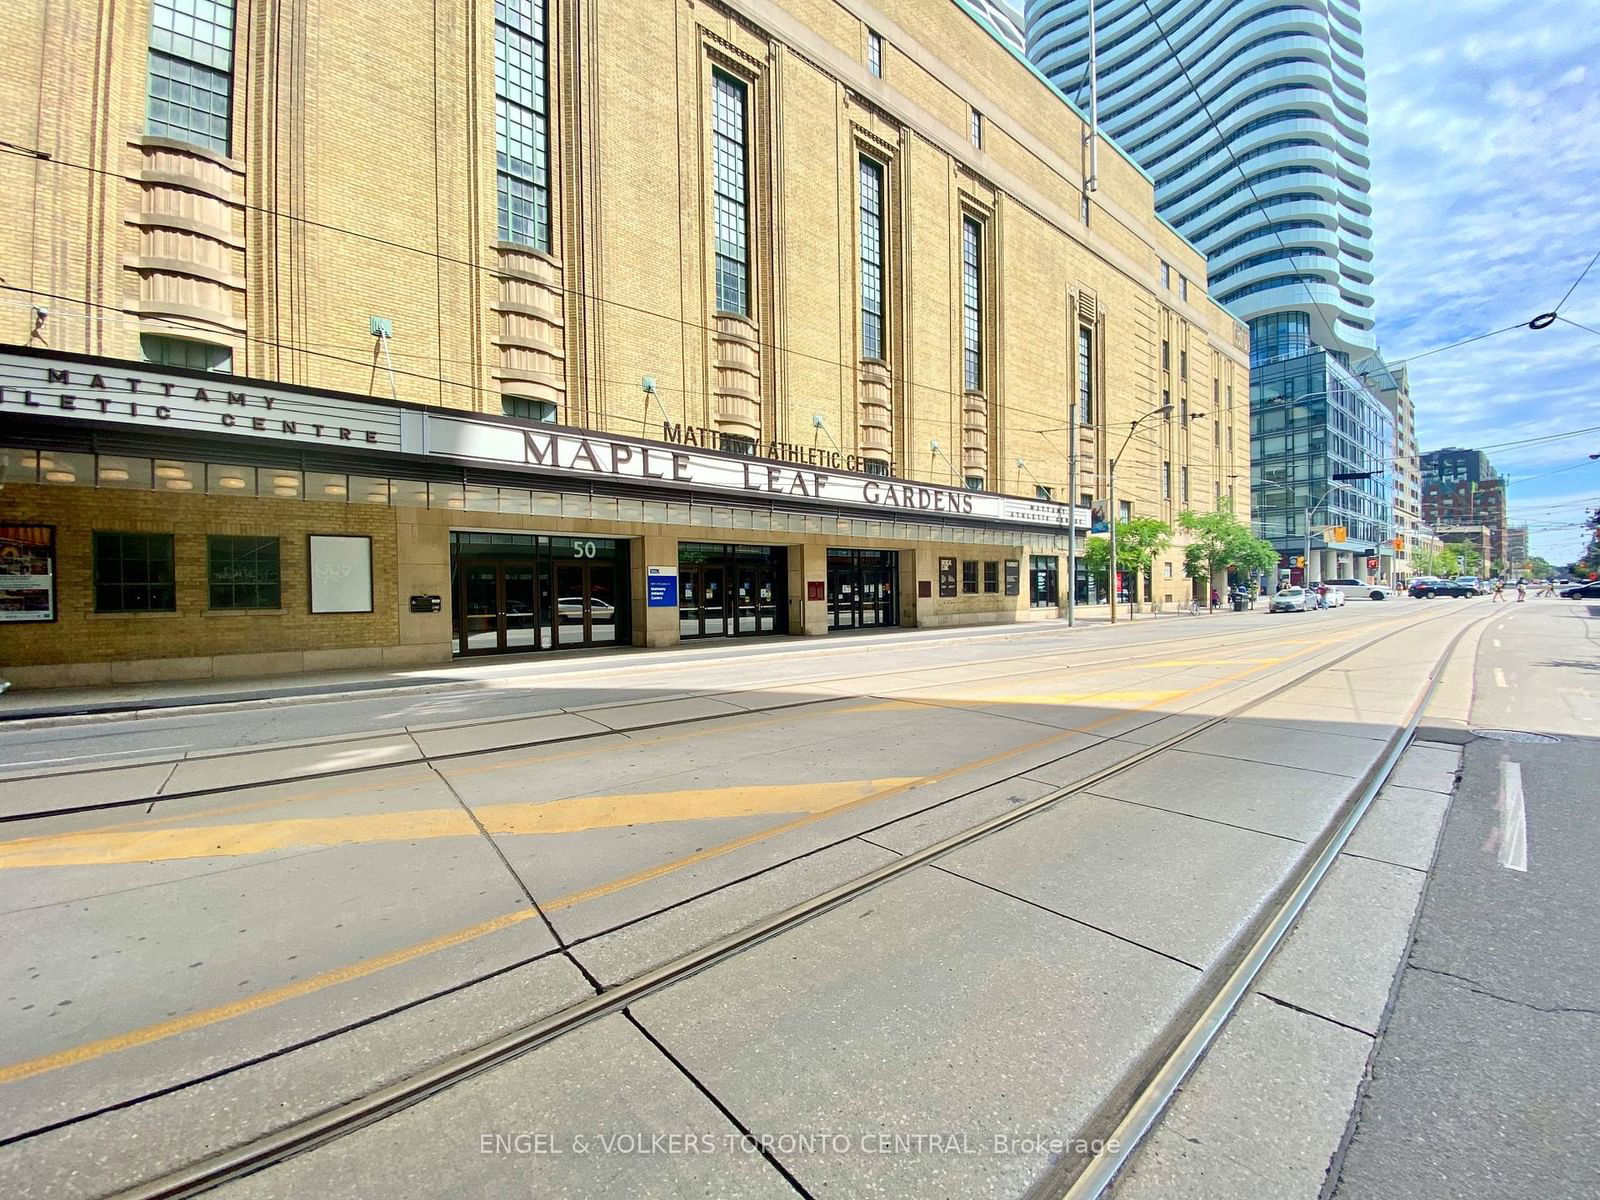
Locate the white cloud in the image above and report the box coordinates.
[1365,0,1600,562]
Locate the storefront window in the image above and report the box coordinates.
[1030,555,1058,608]
[93,532,176,612]
[983,561,999,593]
[208,535,281,609]
[962,560,978,593]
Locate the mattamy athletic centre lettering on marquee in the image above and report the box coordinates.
[0,351,1087,531]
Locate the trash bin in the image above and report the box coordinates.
[1232,594,1248,612]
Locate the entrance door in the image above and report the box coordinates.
[503,565,539,651]
[734,567,760,635]
[828,550,898,631]
[458,561,542,654]
[679,566,727,638]
[460,562,502,654]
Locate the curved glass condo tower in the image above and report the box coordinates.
[1025,0,1376,364]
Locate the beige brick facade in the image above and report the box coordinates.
[1,0,1251,683]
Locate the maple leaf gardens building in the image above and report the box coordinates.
[0,0,1248,687]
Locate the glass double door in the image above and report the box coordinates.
[454,536,625,655]
[678,544,786,639]
[828,549,898,630]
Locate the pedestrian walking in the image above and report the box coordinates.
[1516,580,1527,602]
[1210,588,1220,611]
[1493,579,1505,602]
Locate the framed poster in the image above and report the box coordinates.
[1004,559,1020,596]
[0,525,56,622]
[938,556,957,598]
[308,534,373,613]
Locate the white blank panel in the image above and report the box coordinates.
[308,535,373,613]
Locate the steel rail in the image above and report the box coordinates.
[106,603,1487,1200]
[1043,607,1502,1200]
[0,616,1361,826]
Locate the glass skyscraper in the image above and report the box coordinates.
[1024,0,1376,363]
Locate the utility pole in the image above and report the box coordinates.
[1085,0,1100,195]
[1107,402,1172,624]
[1066,298,1078,627]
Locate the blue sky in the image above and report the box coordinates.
[1364,1,1600,565]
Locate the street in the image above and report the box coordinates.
[2,597,1593,1197]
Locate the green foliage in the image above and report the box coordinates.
[1082,518,1173,582]
[1526,556,1555,579]
[1176,501,1275,600]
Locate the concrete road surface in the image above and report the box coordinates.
[5,596,1592,1198]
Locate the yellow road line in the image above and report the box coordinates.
[0,631,1370,1084]
[0,780,917,870]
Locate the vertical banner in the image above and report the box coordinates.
[0,525,56,622]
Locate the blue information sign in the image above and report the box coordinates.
[646,566,678,607]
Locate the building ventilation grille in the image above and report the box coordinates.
[1078,289,1099,323]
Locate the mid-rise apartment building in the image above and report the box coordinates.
[1421,448,1509,570]
[0,0,1249,686]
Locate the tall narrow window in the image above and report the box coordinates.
[146,0,236,154]
[970,109,983,149]
[1180,349,1188,380]
[867,30,883,77]
[711,71,751,316]
[1077,326,1094,423]
[859,156,885,360]
[1181,465,1190,502]
[1162,461,1171,500]
[961,216,983,390]
[495,0,550,249]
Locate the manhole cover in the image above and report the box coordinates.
[1472,729,1561,744]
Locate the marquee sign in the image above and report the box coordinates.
[2,351,1089,532]
[0,352,403,450]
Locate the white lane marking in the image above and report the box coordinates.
[1493,639,1502,649]
[1494,668,1508,689]
[1497,759,1529,872]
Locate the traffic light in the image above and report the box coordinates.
[1393,536,1405,551]
[1331,526,1347,543]
[1295,555,1306,568]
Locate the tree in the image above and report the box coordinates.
[1409,545,1444,577]
[1433,544,1462,577]
[1082,518,1172,615]
[1526,555,1556,580]
[1177,501,1273,608]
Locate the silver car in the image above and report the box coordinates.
[1270,586,1313,613]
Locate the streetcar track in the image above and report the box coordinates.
[89,604,1491,1200]
[0,617,1384,827]
[1036,605,1511,1200]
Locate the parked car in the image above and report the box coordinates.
[1559,580,1600,598]
[1271,586,1314,612]
[556,596,617,623]
[1325,577,1390,601]
[1411,578,1475,598]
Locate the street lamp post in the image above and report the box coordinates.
[1107,403,1173,624]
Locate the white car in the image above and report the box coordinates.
[1319,585,1346,607]
[1325,577,1391,601]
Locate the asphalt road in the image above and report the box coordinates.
[1331,599,1600,1199]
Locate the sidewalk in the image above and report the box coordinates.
[0,606,1142,723]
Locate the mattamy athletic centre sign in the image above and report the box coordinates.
[0,350,1088,532]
